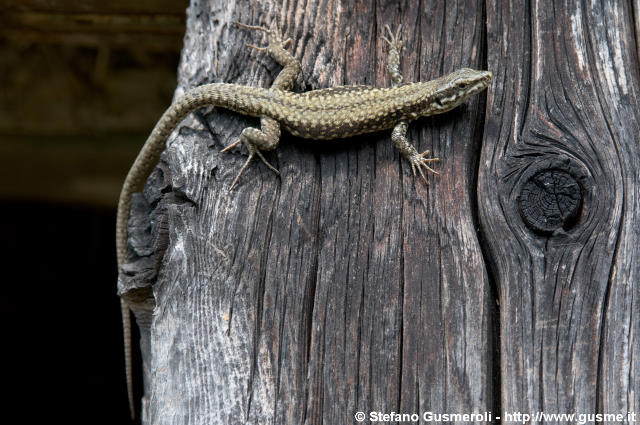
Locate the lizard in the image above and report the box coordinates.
[116,21,492,418]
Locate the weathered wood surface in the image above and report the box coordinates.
[480,0,640,421]
[0,0,188,48]
[119,0,639,424]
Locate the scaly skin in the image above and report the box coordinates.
[116,22,492,418]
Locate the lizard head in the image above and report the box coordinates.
[422,68,492,115]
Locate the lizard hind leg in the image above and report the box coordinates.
[224,116,281,190]
[222,21,302,189]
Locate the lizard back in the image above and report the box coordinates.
[267,82,439,139]
[181,81,439,140]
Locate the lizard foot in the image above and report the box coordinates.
[408,150,439,184]
[390,121,438,183]
[233,21,291,53]
[382,24,404,85]
[382,24,403,52]
[226,141,280,191]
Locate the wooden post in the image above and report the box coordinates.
[119,0,639,424]
[481,0,640,420]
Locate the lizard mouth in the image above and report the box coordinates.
[434,94,458,108]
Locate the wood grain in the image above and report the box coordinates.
[120,0,493,423]
[480,0,640,420]
[119,0,640,423]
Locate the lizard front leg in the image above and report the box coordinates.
[391,122,439,183]
[383,25,439,183]
[222,22,302,189]
[382,24,404,86]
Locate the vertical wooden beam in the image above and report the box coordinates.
[481,0,640,419]
[120,0,494,423]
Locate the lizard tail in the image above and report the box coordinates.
[121,299,135,419]
[115,83,272,272]
[115,82,274,420]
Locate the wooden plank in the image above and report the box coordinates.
[481,0,640,420]
[119,0,494,423]
[0,0,188,15]
[0,1,189,48]
[0,4,184,206]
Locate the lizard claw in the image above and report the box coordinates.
[246,43,268,52]
[382,24,403,51]
[254,149,280,175]
[221,139,241,153]
[228,154,253,191]
[234,21,289,53]
[227,143,280,191]
[233,21,272,34]
[409,150,439,185]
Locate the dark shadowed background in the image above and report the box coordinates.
[0,1,188,423]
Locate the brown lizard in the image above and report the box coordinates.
[116,22,492,417]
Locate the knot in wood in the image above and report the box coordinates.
[518,169,582,235]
